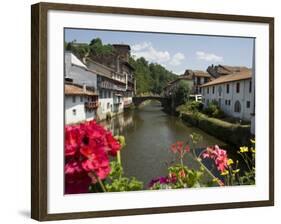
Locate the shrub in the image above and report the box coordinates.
[181,112,251,147]
[177,101,203,113]
[203,101,224,118]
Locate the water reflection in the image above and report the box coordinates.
[99,101,226,187]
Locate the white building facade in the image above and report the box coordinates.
[201,71,253,121]
[65,84,99,124]
[65,46,135,122]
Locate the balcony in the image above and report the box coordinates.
[98,81,126,92]
[85,101,99,111]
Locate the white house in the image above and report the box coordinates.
[65,83,99,125]
[87,60,127,120]
[201,68,253,121]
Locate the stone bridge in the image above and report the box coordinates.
[132,96,170,107]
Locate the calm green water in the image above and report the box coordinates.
[100,101,226,187]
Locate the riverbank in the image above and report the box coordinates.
[178,110,251,147]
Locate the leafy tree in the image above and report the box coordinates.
[89,38,115,56]
[129,57,177,95]
[173,80,191,106]
[65,41,89,60]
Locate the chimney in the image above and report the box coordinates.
[116,56,120,73]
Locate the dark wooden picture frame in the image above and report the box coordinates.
[31,2,274,221]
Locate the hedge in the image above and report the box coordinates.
[180,112,251,147]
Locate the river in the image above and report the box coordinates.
[99,100,227,187]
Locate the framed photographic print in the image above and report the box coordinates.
[31,2,274,221]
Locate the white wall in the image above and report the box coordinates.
[65,96,96,124]
[97,98,113,120]
[123,96,133,107]
[202,79,253,121]
[1,1,280,224]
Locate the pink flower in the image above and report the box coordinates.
[170,144,177,153]
[185,145,190,152]
[201,145,228,172]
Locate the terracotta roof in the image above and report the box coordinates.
[65,84,98,96]
[200,69,252,87]
[207,64,250,77]
[193,70,212,78]
[183,69,211,78]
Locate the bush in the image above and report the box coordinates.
[203,101,224,118]
[177,101,203,113]
[181,112,251,147]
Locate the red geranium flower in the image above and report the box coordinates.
[64,120,121,194]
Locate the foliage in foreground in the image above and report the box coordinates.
[149,134,256,189]
[64,121,143,194]
[64,120,255,194]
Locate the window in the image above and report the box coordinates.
[80,96,83,102]
[204,77,208,83]
[225,100,227,105]
[99,90,103,99]
[234,101,241,113]
[236,82,240,93]
[246,101,251,108]
[107,102,110,109]
[212,86,215,94]
[72,109,76,116]
[197,77,201,85]
[218,86,222,96]
[206,99,209,105]
[249,81,252,93]
[226,84,230,93]
[228,100,231,105]
[207,87,209,94]
[72,96,76,103]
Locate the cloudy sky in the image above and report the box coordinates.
[65,28,254,75]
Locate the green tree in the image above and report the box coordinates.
[89,38,115,56]
[129,57,177,95]
[65,41,89,60]
[173,80,191,106]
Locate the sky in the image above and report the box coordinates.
[65,28,254,75]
